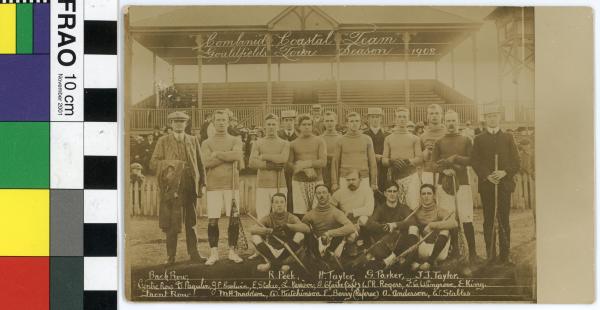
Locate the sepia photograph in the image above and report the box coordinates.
[124,5,536,302]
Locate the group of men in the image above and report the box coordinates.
[149,103,521,274]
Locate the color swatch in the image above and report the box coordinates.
[0,2,47,54]
[0,1,118,309]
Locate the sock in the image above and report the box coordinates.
[255,242,276,261]
[228,218,240,247]
[428,234,449,264]
[208,221,219,248]
[449,229,459,256]
[394,234,419,256]
[463,222,477,257]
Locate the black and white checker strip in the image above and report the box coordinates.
[83,1,117,309]
[0,0,48,3]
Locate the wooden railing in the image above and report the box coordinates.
[129,102,478,131]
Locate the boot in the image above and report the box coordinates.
[205,248,219,266]
[228,248,243,263]
[257,262,271,272]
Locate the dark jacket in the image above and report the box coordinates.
[277,129,297,142]
[150,133,206,196]
[470,129,520,193]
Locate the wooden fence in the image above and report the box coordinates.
[129,172,535,219]
[129,176,259,218]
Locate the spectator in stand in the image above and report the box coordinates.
[311,104,326,135]
[474,120,486,136]
[228,115,242,137]
[245,130,259,171]
[518,139,534,177]
[462,121,475,142]
[412,121,424,136]
[200,112,213,143]
[152,126,162,141]
[131,135,145,165]
[164,126,173,136]
[143,134,158,175]
[407,121,416,135]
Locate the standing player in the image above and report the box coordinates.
[421,104,447,185]
[288,115,327,217]
[201,110,245,265]
[470,105,520,264]
[150,111,205,266]
[382,107,423,209]
[277,110,298,212]
[249,113,290,220]
[331,112,377,194]
[321,111,341,190]
[432,110,479,262]
[364,107,390,196]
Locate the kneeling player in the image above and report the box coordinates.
[413,184,458,271]
[361,182,419,268]
[249,193,310,272]
[330,170,374,256]
[302,184,355,261]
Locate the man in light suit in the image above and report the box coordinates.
[150,111,206,266]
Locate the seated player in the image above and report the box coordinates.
[302,184,355,261]
[330,169,375,255]
[249,193,311,272]
[361,182,419,268]
[412,184,458,271]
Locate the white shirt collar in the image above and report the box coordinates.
[487,127,499,134]
[370,127,381,134]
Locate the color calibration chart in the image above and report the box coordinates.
[0,0,118,309]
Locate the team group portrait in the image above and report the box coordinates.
[125,6,535,301]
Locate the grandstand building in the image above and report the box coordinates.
[125,6,534,133]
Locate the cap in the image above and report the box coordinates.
[167,111,190,121]
[407,121,416,127]
[281,110,297,118]
[367,107,383,115]
[482,104,502,116]
[249,130,258,135]
[311,104,322,110]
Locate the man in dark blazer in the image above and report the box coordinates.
[150,111,206,266]
[277,110,298,212]
[363,107,389,197]
[470,105,520,264]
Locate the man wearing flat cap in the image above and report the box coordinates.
[150,111,206,266]
[470,104,520,265]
